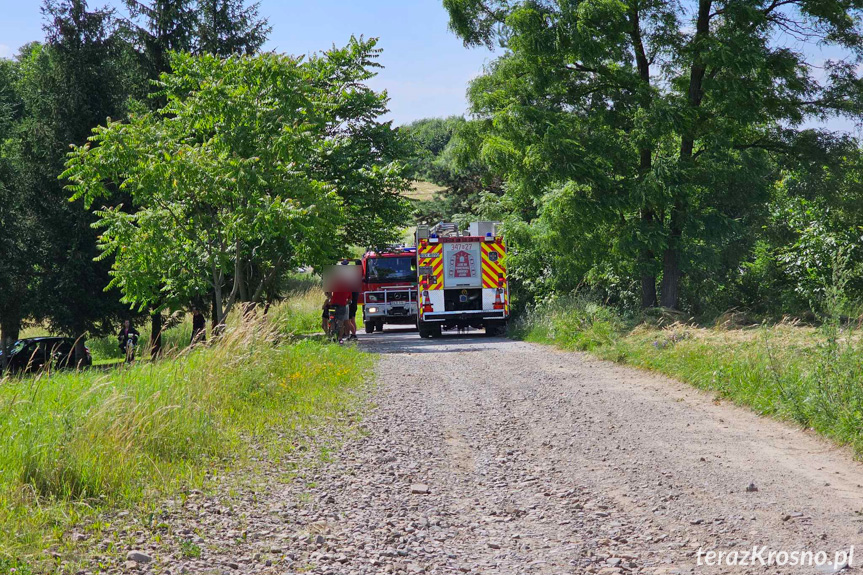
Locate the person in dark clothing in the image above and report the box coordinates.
[322,292,332,333]
[347,291,359,340]
[191,307,206,345]
[117,320,140,355]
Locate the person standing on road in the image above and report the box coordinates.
[347,291,359,341]
[322,292,333,333]
[191,307,206,345]
[329,289,351,343]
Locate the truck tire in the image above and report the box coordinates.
[486,322,508,337]
[418,320,436,339]
[365,321,375,334]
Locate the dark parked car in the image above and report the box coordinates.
[0,337,92,374]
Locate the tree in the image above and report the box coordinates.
[124,0,197,76]
[444,0,863,310]
[402,117,503,225]
[12,0,142,352]
[402,116,463,180]
[0,57,31,366]
[64,38,410,326]
[196,0,270,56]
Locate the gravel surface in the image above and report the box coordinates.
[96,328,863,574]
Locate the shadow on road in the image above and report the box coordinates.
[358,326,509,354]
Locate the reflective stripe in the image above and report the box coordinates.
[418,242,443,289]
[481,241,506,289]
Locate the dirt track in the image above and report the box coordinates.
[134,328,863,574]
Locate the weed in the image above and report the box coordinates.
[179,539,201,559]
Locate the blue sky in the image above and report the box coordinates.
[0,1,858,132]
[0,0,498,125]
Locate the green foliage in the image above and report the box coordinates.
[64,39,410,324]
[196,0,270,56]
[402,116,504,225]
[124,0,198,76]
[445,0,863,312]
[401,116,463,180]
[0,300,371,564]
[2,0,144,345]
[515,295,626,351]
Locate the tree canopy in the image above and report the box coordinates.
[444,0,863,311]
[64,38,410,325]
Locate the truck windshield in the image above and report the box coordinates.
[366,257,416,283]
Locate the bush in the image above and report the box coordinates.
[514,295,626,351]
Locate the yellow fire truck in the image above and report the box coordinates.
[415,222,509,338]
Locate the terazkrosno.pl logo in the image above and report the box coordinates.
[696,546,853,569]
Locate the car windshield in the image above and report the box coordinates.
[10,340,26,355]
[366,257,416,283]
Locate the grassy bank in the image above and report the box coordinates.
[0,297,370,571]
[515,297,863,455]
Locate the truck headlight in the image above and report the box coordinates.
[367,307,378,313]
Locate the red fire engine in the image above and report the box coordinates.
[360,247,418,333]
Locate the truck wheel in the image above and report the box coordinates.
[486,322,508,337]
[432,324,442,338]
[418,322,432,338]
[365,321,375,334]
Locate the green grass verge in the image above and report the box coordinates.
[515,296,863,456]
[0,298,371,570]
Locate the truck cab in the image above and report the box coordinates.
[361,247,418,333]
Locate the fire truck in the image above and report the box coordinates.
[361,246,418,333]
[415,221,509,338]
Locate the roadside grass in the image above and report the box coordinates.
[0,297,371,569]
[17,274,325,365]
[514,296,863,456]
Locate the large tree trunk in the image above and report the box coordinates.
[72,330,87,368]
[211,291,219,332]
[639,207,658,309]
[660,248,682,309]
[662,0,712,311]
[641,270,658,309]
[150,311,163,359]
[630,5,658,309]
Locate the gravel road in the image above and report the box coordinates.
[123,328,863,575]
